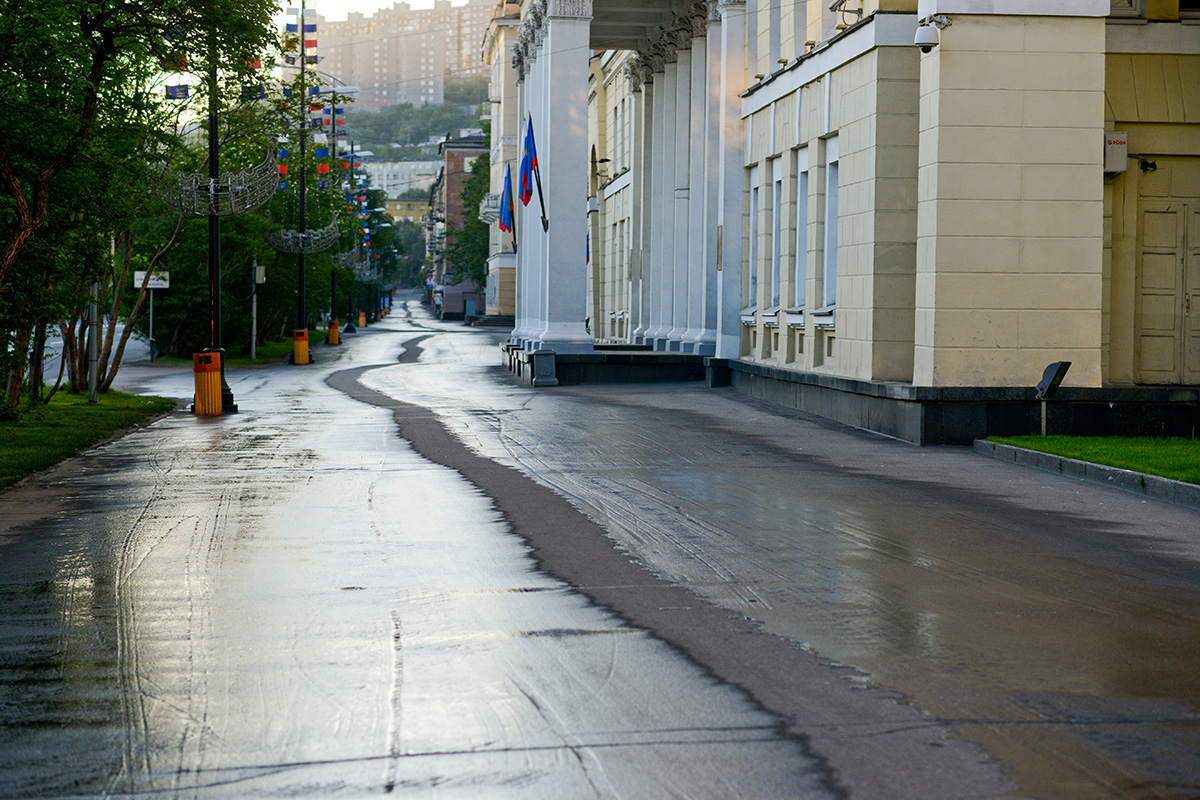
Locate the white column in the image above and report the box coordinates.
[531,37,550,344]
[652,60,678,350]
[532,0,593,353]
[668,49,691,351]
[715,0,746,359]
[684,28,709,353]
[696,10,723,355]
[629,78,650,344]
[512,64,531,346]
[645,68,668,348]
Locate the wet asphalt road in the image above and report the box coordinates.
[2,294,1198,799]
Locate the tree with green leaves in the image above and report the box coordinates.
[0,0,276,288]
[0,0,278,412]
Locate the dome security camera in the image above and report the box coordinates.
[914,24,939,53]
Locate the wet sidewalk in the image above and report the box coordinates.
[3,298,1198,799]
[359,303,1200,800]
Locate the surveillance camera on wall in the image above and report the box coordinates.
[914,24,939,53]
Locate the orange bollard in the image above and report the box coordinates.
[358,312,366,327]
[293,329,309,365]
[193,352,222,416]
[328,320,340,346]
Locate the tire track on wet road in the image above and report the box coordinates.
[326,342,1014,800]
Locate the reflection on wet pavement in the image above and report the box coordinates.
[361,314,1200,800]
[0,316,829,798]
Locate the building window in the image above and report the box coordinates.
[794,147,809,308]
[771,158,782,308]
[748,164,759,309]
[1110,0,1145,16]
[822,138,839,308]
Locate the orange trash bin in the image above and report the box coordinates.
[193,352,222,416]
[293,329,309,365]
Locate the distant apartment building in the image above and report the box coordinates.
[386,197,430,225]
[317,0,494,110]
[363,159,441,197]
[427,133,488,319]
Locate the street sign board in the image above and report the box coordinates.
[134,271,170,289]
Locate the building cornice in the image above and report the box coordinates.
[917,0,1109,17]
[741,13,914,118]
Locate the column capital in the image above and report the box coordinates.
[688,1,708,39]
[715,0,746,16]
[622,60,640,92]
[547,0,592,19]
[630,53,656,87]
[512,46,527,81]
[639,26,672,71]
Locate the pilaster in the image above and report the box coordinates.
[914,9,1105,386]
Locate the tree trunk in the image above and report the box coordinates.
[3,327,32,413]
[27,320,47,405]
[59,319,78,393]
[101,216,184,392]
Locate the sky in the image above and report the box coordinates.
[281,0,440,22]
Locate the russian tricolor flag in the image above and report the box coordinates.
[498,164,514,233]
[519,119,537,206]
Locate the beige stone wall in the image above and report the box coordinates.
[869,46,921,381]
[914,14,1107,387]
[741,43,919,381]
[487,262,516,316]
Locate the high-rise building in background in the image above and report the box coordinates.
[318,0,493,111]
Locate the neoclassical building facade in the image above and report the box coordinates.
[487,0,1199,442]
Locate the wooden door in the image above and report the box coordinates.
[1136,204,1186,384]
[1186,205,1200,383]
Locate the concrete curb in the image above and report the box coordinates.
[973,440,1200,511]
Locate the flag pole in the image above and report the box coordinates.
[510,165,518,253]
[533,162,548,232]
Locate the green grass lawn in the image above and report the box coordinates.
[0,392,177,490]
[989,435,1200,485]
[150,339,299,368]
[224,338,297,367]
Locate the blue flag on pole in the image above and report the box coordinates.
[499,164,514,232]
